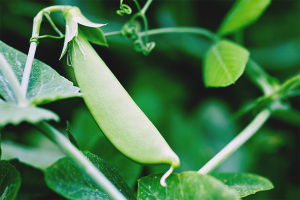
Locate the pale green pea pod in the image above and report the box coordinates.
[70,28,180,186]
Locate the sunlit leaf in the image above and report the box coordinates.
[212,173,274,197]
[218,0,271,36]
[203,40,249,87]
[45,151,136,200]
[0,40,81,106]
[138,172,240,200]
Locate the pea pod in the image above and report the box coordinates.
[70,29,180,185]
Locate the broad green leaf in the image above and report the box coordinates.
[1,140,64,170]
[138,172,240,200]
[45,151,136,200]
[218,0,271,36]
[9,159,52,200]
[66,121,80,149]
[0,160,21,200]
[0,40,81,106]
[212,173,274,197]
[203,40,249,87]
[71,107,142,188]
[0,100,59,127]
[80,25,108,46]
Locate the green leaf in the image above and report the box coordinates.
[212,173,274,197]
[45,151,136,200]
[80,25,108,46]
[9,159,52,200]
[0,40,81,106]
[0,100,59,127]
[71,107,142,188]
[137,172,240,200]
[0,160,21,200]
[203,40,249,87]
[66,121,80,149]
[218,0,271,36]
[1,140,64,170]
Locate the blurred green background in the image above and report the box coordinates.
[0,0,299,199]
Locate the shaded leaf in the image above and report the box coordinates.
[203,40,249,87]
[0,40,81,106]
[45,151,136,200]
[212,173,274,197]
[0,160,21,200]
[0,100,59,127]
[66,121,80,149]
[71,107,142,188]
[218,0,271,36]
[9,159,52,200]
[138,171,240,200]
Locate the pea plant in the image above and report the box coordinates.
[1,0,299,199]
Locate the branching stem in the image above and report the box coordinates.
[20,5,71,98]
[141,0,153,15]
[35,121,126,200]
[198,109,271,174]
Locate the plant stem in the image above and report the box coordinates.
[21,5,71,98]
[141,0,153,15]
[139,27,218,42]
[105,27,218,42]
[104,31,122,37]
[44,13,64,38]
[35,121,126,200]
[132,0,142,12]
[246,59,278,95]
[0,53,27,106]
[198,108,271,174]
[20,42,38,97]
[280,74,300,95]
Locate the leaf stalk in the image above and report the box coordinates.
[35,121,126,200]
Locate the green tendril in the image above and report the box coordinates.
[117,0,132,16]
[29,12,64,45]
[118,0,155,55]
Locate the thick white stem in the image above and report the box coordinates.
[36,122,126,200]
[198,109,271,174]
[20,42,37,97]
